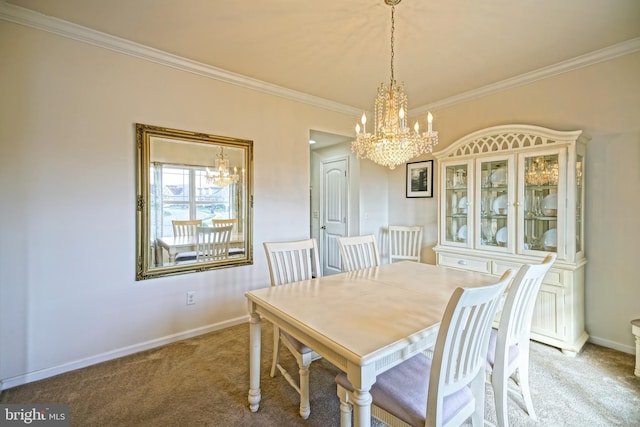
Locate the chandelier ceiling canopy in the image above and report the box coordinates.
[352,0,438,170]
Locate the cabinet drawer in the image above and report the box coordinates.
[543,268,564,286]
[493,261,564,287]
[439,254,490,274]
[492,260,523,277]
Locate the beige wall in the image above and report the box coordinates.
[0,21,356,386]
[388,51,640,352]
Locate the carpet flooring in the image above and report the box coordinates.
[1,322,639,426]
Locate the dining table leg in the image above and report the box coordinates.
[248,309,262,412]
[347,364,374,427]
[352,388,372,427]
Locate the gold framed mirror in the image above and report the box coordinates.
[135,123,253,280]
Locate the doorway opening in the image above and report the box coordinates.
[309,130,354,276]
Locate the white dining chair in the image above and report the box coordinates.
[172,219,202,237]
[336,270,514,427]
[212,218,238,233]
[389,225,423,263]
[172,219,204,262]
[487,253,556,427]
[195,225,233,261]
[336,234,380,272]
[262,238,322,419]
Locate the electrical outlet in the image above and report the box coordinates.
[186,291,196,305]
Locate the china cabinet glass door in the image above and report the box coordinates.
[443,162,471,246]
[476,156,514,252]
[520,150,565,255]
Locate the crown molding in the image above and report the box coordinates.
[410,37,640,118]
[0,2,361,116]
[2,2,638,119]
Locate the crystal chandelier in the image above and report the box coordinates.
[353,0,438,170]
[206,147,239,187]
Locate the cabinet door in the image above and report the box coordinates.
[531,284,565,340]
[518,149,566,258]
[476,155,515,253]
[442,161,472,247]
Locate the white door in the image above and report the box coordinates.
[320,157,348,276]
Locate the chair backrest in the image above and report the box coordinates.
[336,234,380,272]
[427,270,514,426]
[212,218,238,233]
[172,219,203,237]
[389,225,423,263]
[497,253,556,350]
[195,225,233,261]
[263,238,321,286]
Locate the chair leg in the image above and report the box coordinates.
[270,327,281,378]
[470,372,486,427]
[336,384,353,427]
[517,356,537,421]
[492,365,510,427]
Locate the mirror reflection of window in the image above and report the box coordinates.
[150,164,238,239]
[136,123,253,280]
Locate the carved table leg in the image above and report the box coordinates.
[352,387,372,427]
[248,311,262,412]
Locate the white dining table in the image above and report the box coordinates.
[245,261,501,426]
[156,232,243,263]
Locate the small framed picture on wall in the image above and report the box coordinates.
[406,160,433,198]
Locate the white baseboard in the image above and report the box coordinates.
[1,316,249,391]
[588,335,634,355]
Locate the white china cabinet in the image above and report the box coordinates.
[433,125,589,355]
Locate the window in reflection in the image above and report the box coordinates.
[150,164,238,239]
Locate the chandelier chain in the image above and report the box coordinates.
[390,4,395,84]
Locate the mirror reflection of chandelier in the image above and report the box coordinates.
[206,147,239,187]
[353,0,438,170]
[525,156,559,186]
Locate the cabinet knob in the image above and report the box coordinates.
[458,260,468,266]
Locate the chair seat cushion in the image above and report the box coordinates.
[486,329,520,371]
[282,331,313,354]
[174,251,198,261]
[336,353,473,426]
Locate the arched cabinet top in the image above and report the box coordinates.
[433,124,590,160]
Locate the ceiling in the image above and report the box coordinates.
[4,0,640,148]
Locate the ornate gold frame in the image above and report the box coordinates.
[135,123,253,280]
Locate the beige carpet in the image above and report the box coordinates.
[1,322,639,426]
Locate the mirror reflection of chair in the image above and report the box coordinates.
[263,238,322,419]
[336,270,514,427]
[195,225,233,262]
[389,225,423,263]
[487,253,556,427]
[171,219,203,262]
[172,219,202,237]
[212,218,238,233]
[336,234,380,272]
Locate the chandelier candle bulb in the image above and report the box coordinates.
[428,112,433,133]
